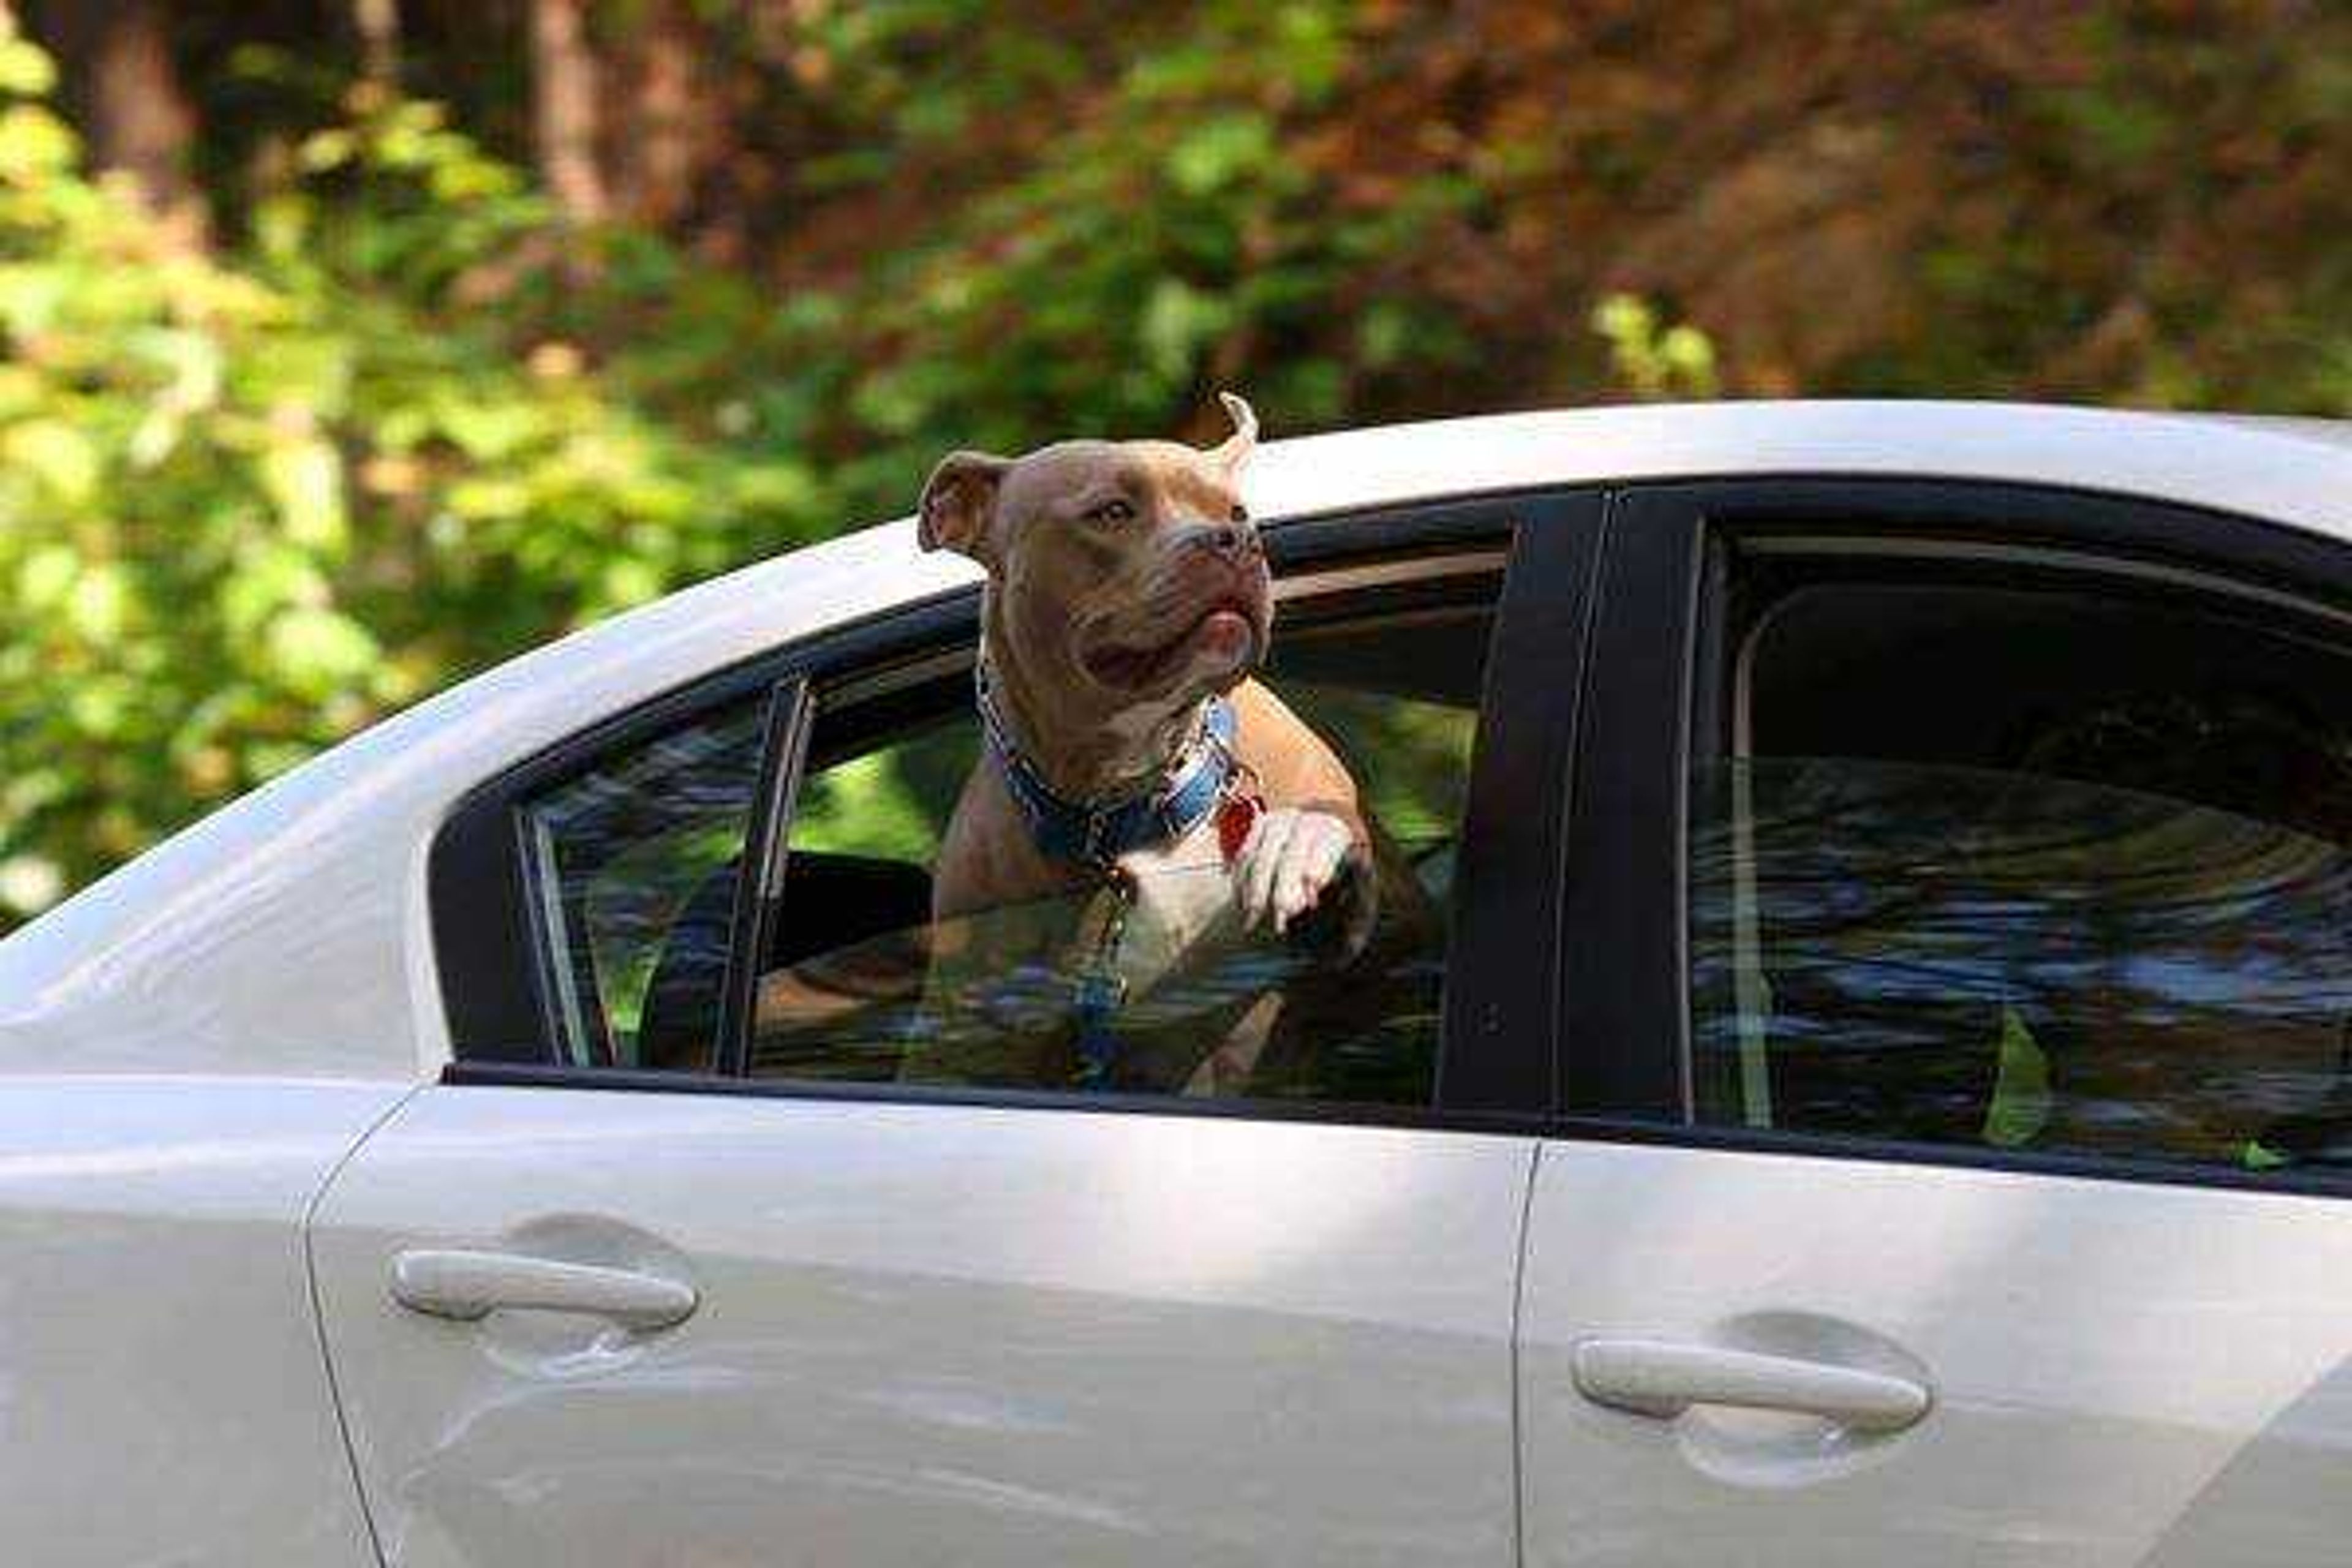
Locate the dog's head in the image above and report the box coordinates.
[919,394,1271,758]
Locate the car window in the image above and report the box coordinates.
[1689,570,2352,1179]
[519,699,766,1069]
[750,574,1494,1108]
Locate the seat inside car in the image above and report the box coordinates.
[635,851,933,1071]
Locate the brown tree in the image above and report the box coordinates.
[27,0,208,247]
[352,0,399,89]
[608,0,716,229]
[529,0,608,225]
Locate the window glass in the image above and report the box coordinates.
[521,699,765,1070]
[1691,572,2352,1177]
[751,577,1494,1107]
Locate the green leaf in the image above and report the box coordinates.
[3,418,99,502]
[219,543,329,639]
[296,129,357,173]
[446,475,532,520]
[435,398,541,460]
[1166,113,1275,197]
[1137,277,1231,380]
[0,262,62,335]
[16,543,77,608]
[0,104,76,181]
[0,39,56,99]
[64,564,129,643]
[264,606,381,697]
[260,437,349,550]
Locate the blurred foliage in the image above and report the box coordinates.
[1592,293,1721,401]
[0,17,817,922]
[0,0,2345,928]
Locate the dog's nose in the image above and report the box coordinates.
[1201,520,1261,559]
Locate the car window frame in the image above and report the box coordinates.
[1556,474,2352,1196]
[431,486,1610,1132]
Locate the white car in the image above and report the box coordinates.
[3,400,2350,1567]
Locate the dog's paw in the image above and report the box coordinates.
[1234,807,1375,959]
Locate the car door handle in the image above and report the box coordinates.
[389,1249,699,1332]
[1572,1337,1931,1434]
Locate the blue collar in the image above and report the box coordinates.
[977,660,1237,869]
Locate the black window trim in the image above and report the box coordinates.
[716,678,813,1079]
[432,486,1611,1132]
[1568,473,2352,1198]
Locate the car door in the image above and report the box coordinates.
[1520,480,2352,1567]
[309,494,1601,1567]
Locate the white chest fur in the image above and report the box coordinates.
[1108,817,1243,990]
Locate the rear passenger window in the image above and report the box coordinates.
[1691,566,2352,1178]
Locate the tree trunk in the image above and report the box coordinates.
[529,0,607,227]
[352,0,400,91]
[609,0,711,230]
[29,0,209,247]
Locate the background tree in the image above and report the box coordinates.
[25,0,207,245]
[529,0,606,225]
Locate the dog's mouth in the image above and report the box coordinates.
[1082,591,1267,693]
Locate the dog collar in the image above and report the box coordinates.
[976,658,1238,869]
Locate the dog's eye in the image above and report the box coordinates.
[1229,503,1249,524]
[1084,498,1136,526]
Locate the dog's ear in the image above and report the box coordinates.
[1210,391,1258,473]
[918,450,1012,559]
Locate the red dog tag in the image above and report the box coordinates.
[1215,791,1261,864]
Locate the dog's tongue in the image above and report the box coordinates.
[1193,608,1254,665]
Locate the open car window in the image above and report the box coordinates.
[489,543,1516,1117]
[747,569,1496,1109]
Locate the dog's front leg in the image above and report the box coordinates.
[1233,807,1376,959]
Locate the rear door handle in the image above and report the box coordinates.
[390,1248,698,1332]
[1573,1337,1931,1434]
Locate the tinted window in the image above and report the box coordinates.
[1691,571,2352,1178]
[521,699,765,1070]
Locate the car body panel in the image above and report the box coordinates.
[4,403,2344,1084]
[1520,1140,2352,1567]
[311,1085,1535,1567]
[0,1075,409,1566]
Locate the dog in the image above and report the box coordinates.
[902,394,1401,1094]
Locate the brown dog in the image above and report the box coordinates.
[908,395,1385,1091]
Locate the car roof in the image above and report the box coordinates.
[4,399,2347,1082]
[1243,399,2352,529]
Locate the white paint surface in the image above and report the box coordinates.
[313,1086,1536,1567]
[0,1076,409,1564]
[1521,1140,2352,1567]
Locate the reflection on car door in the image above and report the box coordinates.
[310,1088,1534,1567]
